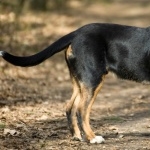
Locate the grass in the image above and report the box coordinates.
[0,123,6,129]
[103,116,125,123]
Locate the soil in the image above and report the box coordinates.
[0,1,150,150]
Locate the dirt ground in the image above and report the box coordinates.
[0,1,150,150]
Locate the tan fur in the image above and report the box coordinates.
[65,46,105,141]
[78,77,105,140]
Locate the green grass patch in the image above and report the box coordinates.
[103,116,125,123]
[0,123,6,129]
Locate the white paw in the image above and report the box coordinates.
[90,136,105,144]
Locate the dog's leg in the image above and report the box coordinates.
[78,77,105,143]
[65,77,82,141]
[65,46,83,140]
[65,44,106,143]
[65,77,78,135]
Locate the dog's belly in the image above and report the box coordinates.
[107,61,150,83]
[106,42,150,83]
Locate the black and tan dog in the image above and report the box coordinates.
[1,23,150,143]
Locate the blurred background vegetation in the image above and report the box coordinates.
[0,0,112,53]
[0,0,113,13]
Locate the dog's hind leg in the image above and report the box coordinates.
[78,77,105,143]
[65,77,83,141]
[65,43,107,143]
[65,46,83,140]
[72,38,107,143]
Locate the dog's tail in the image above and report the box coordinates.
[0,31,75,67]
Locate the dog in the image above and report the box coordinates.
[0,23,150,143]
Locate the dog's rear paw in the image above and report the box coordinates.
[72,136,83,142]
[90,136,105,144]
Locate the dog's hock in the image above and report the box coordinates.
[90,136,105,144]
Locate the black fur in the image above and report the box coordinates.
[1,31,76,67]
[1,23,150,83]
